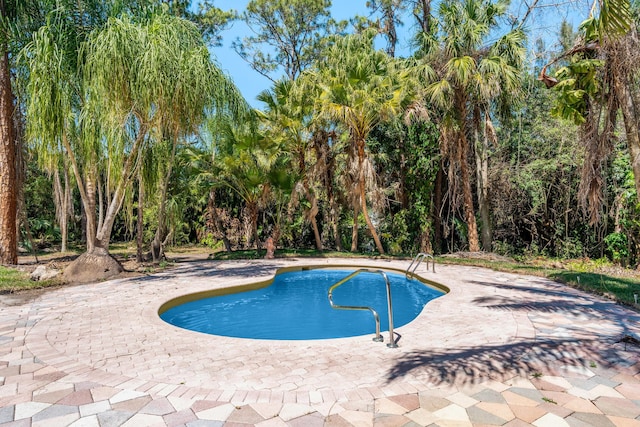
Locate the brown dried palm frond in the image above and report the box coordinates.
[576,28,640,225]
[485,114,497,145]
[577,93,616,225]
[565,21,640,225]
[361,156,386,213]
[439,127,463,213]
[403,101,432,125]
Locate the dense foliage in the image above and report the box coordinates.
[2,0,640,268]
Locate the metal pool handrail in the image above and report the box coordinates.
[327,268,398,348]
[406,252,435,278]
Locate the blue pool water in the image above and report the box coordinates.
[160,269,445,340]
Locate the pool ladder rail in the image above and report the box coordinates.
[327,269,398,348]
[406,252,435,279]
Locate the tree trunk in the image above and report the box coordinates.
[359,174,385,254]
[249,203,261,250]
[351,204,359,252]
[97,173,104,232]
[382,3,398,57]
[13,102,33,260]
[329,193,342,251]
[613,70,640,199]
[459,132,480,252]
[414,0,432,34]
[136,168,144,263]
[63,166,72,251]
[474,110,492,251]
[420,226,432,253]
[14,101,25,251]
[312,129,341,251]
[0,42,18,265]
[399,151,409,209]
[299,147,323,251]
[356,138,385,254]
[84,175,98,253]
[324,136,341,251]
[208,188,232,252]
[53,169,69,252]
[432,160,444,254]
[308,196,323,251]
[60,132,96,251]
[151,138,178,262]
[93,124,146,252]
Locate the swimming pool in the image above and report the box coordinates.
[159,267,446,340]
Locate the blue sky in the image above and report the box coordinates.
[209,1,586,108]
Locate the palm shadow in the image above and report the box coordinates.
[127,260,282,283]
[386,338,637,385]
[472,294,640,340]
[388,276,640,385]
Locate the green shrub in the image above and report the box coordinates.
[604,232,628,264]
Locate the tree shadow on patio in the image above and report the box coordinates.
[471,289,640,341]
[128,260,284,283]
[385,338,635,386]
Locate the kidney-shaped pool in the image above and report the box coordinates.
[159,267,447,340]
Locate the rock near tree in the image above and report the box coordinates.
[63,252,124,284]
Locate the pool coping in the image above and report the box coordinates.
[157,263,449,315]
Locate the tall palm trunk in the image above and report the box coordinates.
[329,191,342,251]
[459,130,480,252]
[64,167,72,248]
[351,203,359,252]
[0,41,17,265]
[356,137,385,254]
[313,130,341,250]
[432,161,444,253]
[381,2,398,57]
[298,148,322,250]
[474,107,492,251]
[249,202,260,250]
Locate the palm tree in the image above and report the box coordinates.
[547,0,637,224]
[215,121,293,250]
[23,11,244,275]
[420,0,525,252]
[258,79,324,250]
[145,29,246,262]
[308,30,415,254]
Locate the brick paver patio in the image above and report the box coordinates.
[1,257,639,426]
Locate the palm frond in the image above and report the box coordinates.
[445,55,477,86]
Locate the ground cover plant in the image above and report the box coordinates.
[0,265,46,293]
